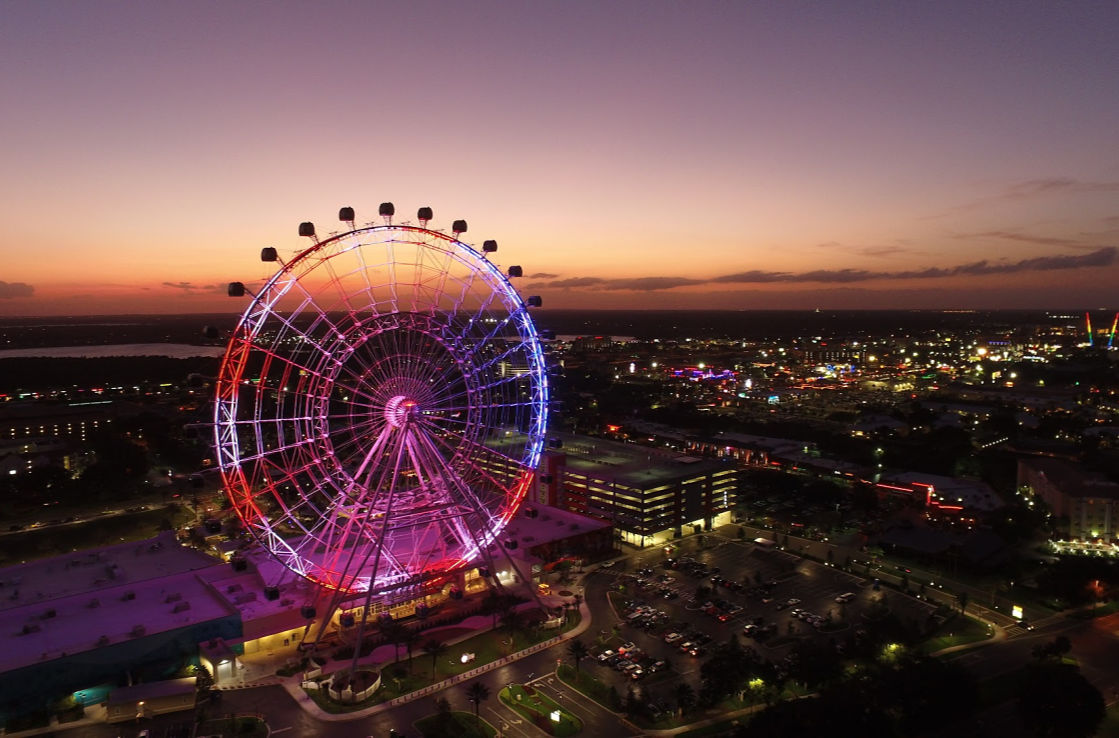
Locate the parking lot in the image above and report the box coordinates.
[590,532,938,697]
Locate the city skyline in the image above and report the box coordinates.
[2,1,1118,316]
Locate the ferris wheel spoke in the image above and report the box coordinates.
[329,423,391,470]
[353,234,388,318]
[320,243,371,326]
[228,436,318,467]
[409,427,497,519]
[238,342,380,408]
[419,425,526,500]
[409,428,507,561]
[317,429,406,591]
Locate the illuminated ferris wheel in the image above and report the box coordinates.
[213,204,548,596]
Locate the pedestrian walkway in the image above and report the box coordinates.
[0,704,107,737]
[273,595,595,721]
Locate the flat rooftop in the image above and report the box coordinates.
[1022,458,1119,500]
[0,533,237,674]
[553,433,736,489]
[0,531,219,612]
[503,504,612,550]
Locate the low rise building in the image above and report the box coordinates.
[1019,458,1119,542]
[534,434,740,547]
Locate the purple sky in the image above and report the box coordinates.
[1,1,1117,314]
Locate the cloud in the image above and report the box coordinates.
[710,270,790,284]
[528,272,559,279]
[161,281,226,294]
[1004,178,1119,198]
[958,230,1083,248]
[856,245,907,257]
[162,281,200,291]
[603,276,705,291]
[0,281,34,298]
[533,246,1117,292]
[949,178,1119,213]
[814,241,910,258]
[529,276,608,289]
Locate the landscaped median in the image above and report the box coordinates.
[415,709,497,738]
[297,609,583,713]
[500,683,582,736]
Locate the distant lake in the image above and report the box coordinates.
[0,344,225,359]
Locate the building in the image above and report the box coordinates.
[105,677,197,723]
[1019,458,1119,542]
[501,503,614,584]
[875,472,1004,516]
[0,532,242,720]
[534,434,740,547]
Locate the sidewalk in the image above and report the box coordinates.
[0,704,107,738]
[274,596,595,721]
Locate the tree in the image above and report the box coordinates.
[422,639,447,682]
[1032,635,1072,662]
[1016,662,1104,738]
[675,682,697,716]
[401,628,421,673]
[380,621,407,663]
[434,696,453,733]
[192,664,214,693]
[956,590,969,615]
[465,682,490,728]
[785,640,841,689]
[500,608,524,649]
[554,559,574,582]
[567,639,589,675]
[624,685,646,718]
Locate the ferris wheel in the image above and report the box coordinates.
[213,204,548,597]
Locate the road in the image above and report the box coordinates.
[48,528,1116,738]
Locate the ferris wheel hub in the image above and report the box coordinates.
[383,395,421,429]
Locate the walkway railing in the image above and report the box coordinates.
[381,632,570,708]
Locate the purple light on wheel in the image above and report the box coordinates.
[213,214,548,594]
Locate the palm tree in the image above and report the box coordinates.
[380,620,407,664]
[675,682,696,717]
[567,639,589,675]
[422,639,447,682]
[401,628,421,674]
[434,696,453,731]
[465,682,490,728]
[500,608,523,650]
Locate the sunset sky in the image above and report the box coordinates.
[1,1,1117,315]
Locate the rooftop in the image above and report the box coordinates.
[1022,457,1119,499]
[0,532,235,674]
[553,433,736,490]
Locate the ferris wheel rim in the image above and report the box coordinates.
[212,218,548,595]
